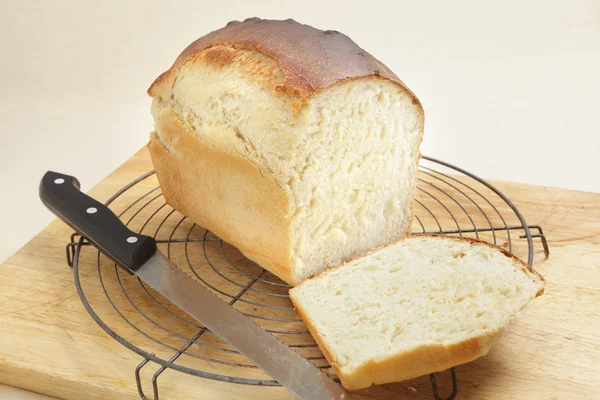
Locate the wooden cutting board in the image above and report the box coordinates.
[1,148,599,400]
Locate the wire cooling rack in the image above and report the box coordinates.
[65,156,549,400]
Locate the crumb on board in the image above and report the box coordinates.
[502,240,509,248]
[408,386,418,393]
[472,381,480,388]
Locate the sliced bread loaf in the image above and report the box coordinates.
[289,235,545,390]
[148,18,424,285]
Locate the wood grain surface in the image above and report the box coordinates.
[1,148,598,400]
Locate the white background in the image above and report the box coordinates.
[0,1,599,398]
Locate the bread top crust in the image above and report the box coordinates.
[148,17,421,107]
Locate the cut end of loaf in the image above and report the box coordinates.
[149,41,424,286]
[289,235,545,390]
[288,77,423,285]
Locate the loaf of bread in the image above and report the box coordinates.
[147,18,424,285]
[289,235,545,390]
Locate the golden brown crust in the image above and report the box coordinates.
[148,18,422,108]
[147,106,295,284]
[202,46,237,67]
[336,332,501,390]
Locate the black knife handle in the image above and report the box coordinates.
[39,171,157,273]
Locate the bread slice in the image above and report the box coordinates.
[147,18,424,285]
[289,235,545,390]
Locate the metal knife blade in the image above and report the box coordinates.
[139,252,348,400]
[39,171,350,400]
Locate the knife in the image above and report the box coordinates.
[39,171,350,400]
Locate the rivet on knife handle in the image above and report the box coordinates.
[39,171,157,273]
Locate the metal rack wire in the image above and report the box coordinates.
[66,156,549,400]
